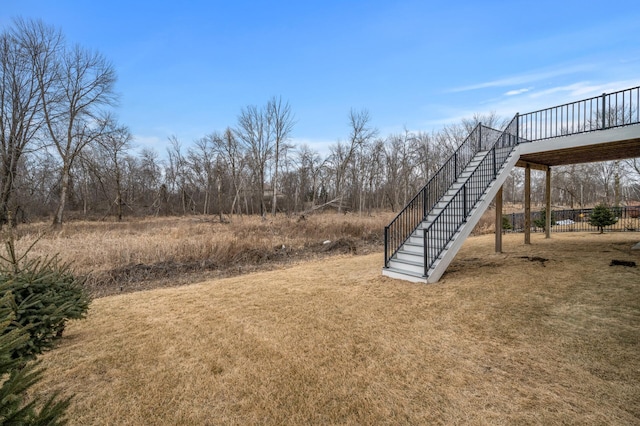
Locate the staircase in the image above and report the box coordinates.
[383,116,521,283]
[385,150,492,278]
[383,85,640,283]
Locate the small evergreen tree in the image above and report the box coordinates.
[589,203,618,233]
[0,218,89,424]
[533,208,554,231]
[0,290,71,425]
[0,234,90,360]
[502,216,512,232]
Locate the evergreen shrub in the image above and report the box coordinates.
[0,253,90,360]
[0,289,71,425]
[589,203,618,233]
[533,208,555,231]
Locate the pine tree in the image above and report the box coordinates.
[0,217,87,424]
[0,290,71,425]
[589,203,618,233]
[533,208,554,231]
[0,227,90,360]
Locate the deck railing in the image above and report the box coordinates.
[518,86,640,141]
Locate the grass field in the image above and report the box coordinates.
[30,231,640,425]
[12,213,394,296]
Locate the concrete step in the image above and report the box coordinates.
[395,249,423,263]
[387,258,425,275]
[416,215,467,229]
[401,242,423,254]
[407,235,425,245]
[382,266,426,283]
[408,233,452,246]
[428,205,466,213]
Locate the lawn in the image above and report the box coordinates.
[32,232,640,424]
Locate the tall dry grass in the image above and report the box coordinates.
[11,213,394,296]
[31,232,640,425]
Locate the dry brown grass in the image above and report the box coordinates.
[31,232,640,425]
[12,213,393,296]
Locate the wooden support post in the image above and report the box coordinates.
[545,167,551,239]
[495,186,503,253]
[524,164,531,245]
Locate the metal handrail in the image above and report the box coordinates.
[422,115,520,273]
[384,124,500,267]
[518,86,640,141]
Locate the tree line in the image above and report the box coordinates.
[2,19,639,227]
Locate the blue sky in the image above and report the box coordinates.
[2,0,639,155]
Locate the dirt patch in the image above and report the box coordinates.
[519,256,550,266]
[447,257,501,273]
[105,259,219,285]
[610,259,637,267]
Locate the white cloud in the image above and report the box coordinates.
[448,64,594,93]
[505,88,531,96]
[528,80,639,100]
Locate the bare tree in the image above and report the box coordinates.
[165,136,195,215]
[0,19,62,225]
[294,144,325,210]
[623,158,640,201]
[503,168,524,205]
[384,129,421,211]
[137,148,163,214]
[593,161,618,205]
[412,131,441,183]
[15,148,59,219]
[329,109,377,212]
[235,103,273,217]
[627,158,640,176]
[553,165,584,208]
[214,127,246,216]
[187,135,217,215]
[38,42,117,227]
[625,158,640,199]
[72,147,104,217]
[97,122,132,220]
[267,96,295,216]
[360,138,385,213]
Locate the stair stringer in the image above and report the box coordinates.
[425,147,521,283]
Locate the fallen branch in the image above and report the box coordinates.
[298,198,344,216]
